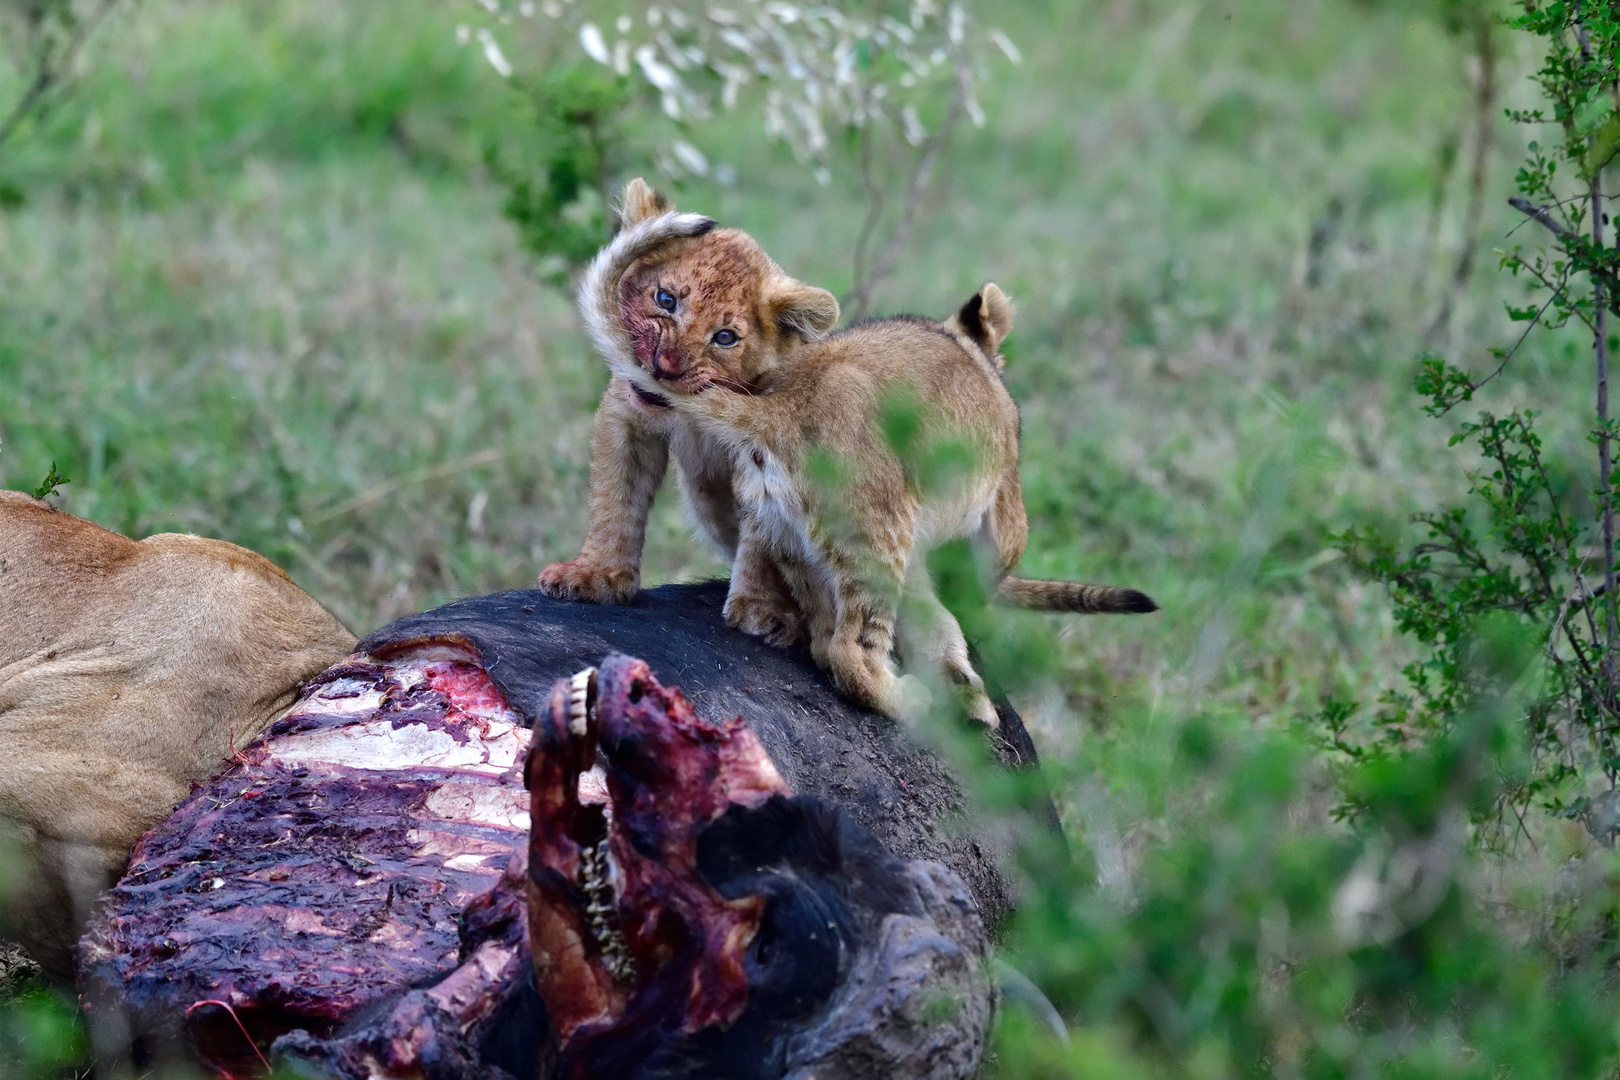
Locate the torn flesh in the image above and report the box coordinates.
[525,656,792,1057]
[77,640,599,1078]
[524,655,994,1080]
[81,643,994,1080]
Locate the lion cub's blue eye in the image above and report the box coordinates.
[712,329,739,346]
[655,288,677,312]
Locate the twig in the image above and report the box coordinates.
[1507,785,1540,854]
[1509,196,1577,240]
[848,117,887,314]
[0,0,124,155]
[1458,274,1568,400]
[1510,198,1620,323]
[307,447,511,526]
[1592,168,1618,686]
[1426,15,1497,341]
[844,58,972,321]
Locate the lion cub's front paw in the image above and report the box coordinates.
[537,559,638,604]
[723,591,806,647]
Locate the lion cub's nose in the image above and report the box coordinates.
[652,349,685,380]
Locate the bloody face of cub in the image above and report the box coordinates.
[617,229,837,397]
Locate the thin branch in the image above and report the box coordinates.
[844,57,971,321]
[1459,274,1569,399]
[1510,196,1580,240]
[848,117,886,310]
[1591,166,1618,688]
[1426,16,1497,341]
[0,0,124,155]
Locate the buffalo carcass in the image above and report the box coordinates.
[80,585,1026,1077]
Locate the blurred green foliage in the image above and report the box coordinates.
[487,63,635,282]
[0,988,86,1079]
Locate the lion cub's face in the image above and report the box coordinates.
[613,181,839,399]
[618,232,782,396]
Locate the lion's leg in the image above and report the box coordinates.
[538,380,669,603]
[723,521,807,648]
[897,562,999,729]
[821,519,913,719]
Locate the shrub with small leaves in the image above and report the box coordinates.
[486,62,635,280]
[1326,0,1620,847]
[30,462,68,500]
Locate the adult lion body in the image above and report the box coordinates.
[0,491,354,980]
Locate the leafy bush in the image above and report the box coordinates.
[486,62,635,281]
[990,655,1620,1079]
[1328,0,1620,846]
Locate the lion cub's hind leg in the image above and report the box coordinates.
[825,583,906,717]
[817,517,918,720]
[897,561,1000,729]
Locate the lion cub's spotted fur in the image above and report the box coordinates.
[544,180,1156,726]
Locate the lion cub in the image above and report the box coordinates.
[563,182,1157,726]
[538,179,838,646]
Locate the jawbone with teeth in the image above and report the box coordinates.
[527,655,994,1080]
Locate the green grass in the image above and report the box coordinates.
[2,0,1532,714]
[3,0,1613,1073]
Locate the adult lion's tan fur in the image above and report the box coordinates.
[0,491,355,979]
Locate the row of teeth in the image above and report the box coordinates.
[578,839,635,983]
[568,666,632,981]
[567,667,596,736]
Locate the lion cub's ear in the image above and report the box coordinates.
[619,177,673,227]
[769,278,840,341]
[948,282,1015,365]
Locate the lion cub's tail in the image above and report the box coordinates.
[578,192,715,375]
[996,576,1159,614]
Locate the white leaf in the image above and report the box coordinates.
[989,28,1022,64]
[965,91,985,128]
[671,140,710,175]
[476,28,513,77]
[579,23,610,64]
[901,104,927,146]
[635,44,682,93]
